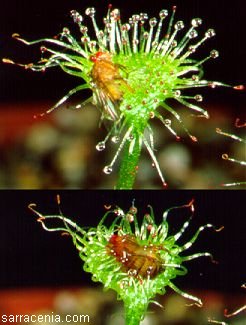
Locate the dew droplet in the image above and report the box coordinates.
[164,119,171,126]
[174,90,181,97]
[188,45,196,53]
[140,13,148,22]
[210,49,219,58]
[119,280,127,289]
[126,213,134,222]
[190,135,198,142]
[152,40,158,48]
[89,41,97,48]
[129,206,137,214]
[143,31,149,39]
[128,17,133,25]
[76,15,83,23]
[222,153,229,160]
[62,27,70,35]
[149,17,158,27]
[103,165,113,174]
[70,10,76,17]
[159,9,168,18]
[85,7,96,17]
[191,18,202,27]
[70,10,83,23]
[189,29,198,39]
[147,224,153,231]
[128,269,138,277]
[97,30,104,39]
[81,36,90,43]
[111,9,120,20]
[208,82,216,88]
[114,208,124,216]
[121,23,131,31]
[128,134,134,141]
[192,75,199,81]
[103,17,109,25]
[111,136,120,143]
[96,141,106,151]
[80,26,88,34]
[171,40,177,48]
[194,94,203,102]
[149,111,155,119]
[205,28,216,38]
[106,22,112,30]
[174,20,184,30]
[132,14,140,22]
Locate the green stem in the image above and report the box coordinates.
[124,301,147,325]
[116,133,142,189]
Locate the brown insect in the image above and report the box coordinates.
[107,234,164,279]
[90,51,132,121]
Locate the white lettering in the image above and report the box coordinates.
[1,313,89,323]
[30,315,37,322]
[9,315,15,322]
[66,315,72,322]
[23,315,30,322]
[1,315,7,323]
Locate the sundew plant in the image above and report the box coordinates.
[216,119,246,187]
[4,5,243,189]
[29,197,222,325]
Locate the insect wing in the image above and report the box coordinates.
[93,86,119,121]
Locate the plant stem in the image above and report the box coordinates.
[116,134,142,189]
[124,301,147,325]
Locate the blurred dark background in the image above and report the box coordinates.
[0,0,245,189]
